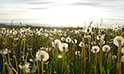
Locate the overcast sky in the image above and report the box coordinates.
[0,0,124,27]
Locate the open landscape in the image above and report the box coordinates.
[0,23,124,74]
[0,0,124,74]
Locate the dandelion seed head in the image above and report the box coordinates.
[114,36,124,47]
[91,46,100,53]
[36,50,49,61]
[102,45,111,53]
[121,55,124,62]
[59,43,69,53]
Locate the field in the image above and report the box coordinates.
[0,24,124,74]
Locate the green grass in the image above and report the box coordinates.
[0,24,124,74]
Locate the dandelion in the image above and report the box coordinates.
[114,36,124,47]
[102,45,111,53]
[72,39,77,44]
[75,51,81,56]
[66,37,71,43]
[112,55,117,60]
[61,37,65,41]
[36,50,49,61]
[29,56,38,62]
[0,48,11,54]
[25,63,37,73]
[98,39,105,45]
[45,33,49,37]
[121,55,124,62]
[122,47,124,54]
[19,61,29,69]
[84,35,91,39]
[79,42,83,47]
[97,34,105,40]
[91,46,100,53]
[14,37,18,41]
[85,44,88,49]
[52,39,61,48]
[75,30,79,34]
[19,61,37,73]
[45,47,51,52]
[59,43,69,53]
[27,44,32,50]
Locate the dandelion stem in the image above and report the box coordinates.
[2,55,5,74]
[11,67,18,74]
[23,35,26,60]
[95,53,97,74]
[41,61,44,74]
[81,36,84,74]
[116,45,122,74]
[13,56,19,72]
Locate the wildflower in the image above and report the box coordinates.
[27,44,32,50]
[14,37,19,40]
[52,39,61,48]
[79,42,83,47]
[112,55,117,60]
[114,36,124,47]
[102,45,111,53]
[121,55,124,62]
[29,56,38,62]
[75,51,81,56]
[85,44,88,49]
[91,46,100,53]
[72,39,77,44]
[25,63,37,73]
[97,34,105,40]
[59,43,69,53]
[91,41,96,45]
[98,39,105,45]
[13,31,17,35]
[61,37,65,41]
[45,47,51,52]
[36,50,49,61]
[122,47,124,54]
[63,33,67,37]
[19,61,29,69]
[84,35,91,39]
[66,37,72,43]
[19,61,37,73]
[75,30,79,34]
[45,33,49,37]
[0,48,11,54]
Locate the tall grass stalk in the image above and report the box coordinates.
[13,56,19,72]
[81,34,84,74]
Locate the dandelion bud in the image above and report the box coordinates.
[43,71,46,74]
[54,71,57,74]
[10,58,12,62]
[8,64,12,68]
[89,33,91,35]
[22,60,25,64]
[81,33,84,37]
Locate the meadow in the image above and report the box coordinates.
[0,23,124,74]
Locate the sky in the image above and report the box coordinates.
[0,0,124,27]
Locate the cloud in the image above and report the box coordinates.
[69,2,99,6]
[29,2,56,4]
[30,7,49,10]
